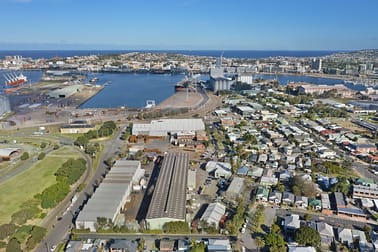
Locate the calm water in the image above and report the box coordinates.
[0,69,365,108]
[0,50,341,60]
[80,73,184,108]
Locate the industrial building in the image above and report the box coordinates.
[146,152,188,229]
[209,76,234,91]
[75,160,144,231]
[60,120,95,134]
[0,95,11,118]
[200,202,226,229]
[132,119,205,137]
[48,84,84,98]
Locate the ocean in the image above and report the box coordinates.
[0,50,342,60]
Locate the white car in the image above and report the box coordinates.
[50,245,57,251]
[241,227,246,233]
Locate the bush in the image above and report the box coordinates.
[40,182,70,209]
[37,152,46,160]
[11,206,40,225]
[55,158,87,185]
[0,224,17,240]
[20,152,29,160]
[40,142,47,149]
[163,221,190,234]
[6,238,21,252]
[53,144,60,150]
[25,226,47,250]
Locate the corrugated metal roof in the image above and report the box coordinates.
[146,152,188,221]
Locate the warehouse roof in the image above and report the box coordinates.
[201,202,226,227]
[48,84,84,98]
[133,119,205,136]
[76,160,142,224]
[0,148,20,157]
[146,152,188,221]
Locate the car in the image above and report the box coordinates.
[241,227,246,233]
[50,245,57,251]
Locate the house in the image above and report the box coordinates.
[256,186,269,202]
[331,192,347,210]
[201,202,226,229]
[109,240,138,252]
[295,196,308,209]
[236,166,250,176]
[269,191,282,204]
[316,222,334,245]
[206,161,232,179]
[337,228,354,248]
[225,177,245,200]
[260,176,278,187]
[248,167,264,178]
[308,198,322,211]
[177,240,189,251]
[352,229,370,251]
[288,246,316,252]
[160,239,175,251]
[282,192,295,206]
[284,214,300,232]
[207,239,231,252]
[279,170,294,182]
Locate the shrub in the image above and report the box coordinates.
[37,152,46,160]
[20,152,29,160]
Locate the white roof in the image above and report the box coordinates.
[133,119,205,136]
[288,247,316,252]
[226,177,244,195]
[201,202,226,227]
[76,160,142,224]
[0,148,20,157]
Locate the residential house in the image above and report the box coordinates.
[206,161,232,179]
[316,222,334,245]
[288,246,316,252]
[256,186,269,202]
[269,191,282,204]
[207,239,231,252]
[248,167,264,178]
[236,166,250,176]
[282,192,295,206]
[177,240,189,251]
[109,240,138,252]
[352,229,370,251]
[284,214,300,233]
[295,196,308,209]
[160,239,175,252]
[308,198,322,211]
[260,176,278,187]
[279,170,294,182]
[225,177,245,200]
[337,228,354,248]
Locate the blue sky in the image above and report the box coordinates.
[0,0,377,50]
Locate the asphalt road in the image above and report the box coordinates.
[36,125,126,252]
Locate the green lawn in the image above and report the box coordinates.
[0,146,81,224]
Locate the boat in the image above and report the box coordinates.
[3,85,23,94]
[3,73,27,86]
[89,77,99,83]
[174,77,191,92]
[3,73,28,94]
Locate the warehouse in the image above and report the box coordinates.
[48,84,84,98]
[75,160,144,231]
[146,152,188,229]
[132,119,205,137]
[200,202,226,229]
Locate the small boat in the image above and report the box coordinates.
[89,77,99,83]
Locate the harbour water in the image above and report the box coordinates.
[0,70,367,108]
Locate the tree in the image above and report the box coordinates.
[37,152,46,160]
[20,152,29,160]
[295,226,321,248]
[304,213,312,221]
[255,237,265,252]
[74,136,89,148]
[271,224,281,233]
[40,142,47,149]
[331,177,350,194]
[6,238,21,252]
[163,221,190,234]
[265,232,285,248]
[0,224,17,240]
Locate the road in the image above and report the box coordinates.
[35,125,126,252]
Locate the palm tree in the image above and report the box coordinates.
[255,237,265,252]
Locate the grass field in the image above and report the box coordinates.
[0,146,81,224]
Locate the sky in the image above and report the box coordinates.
[0,0,377,50]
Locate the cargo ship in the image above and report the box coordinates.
[174,76,192,92]
[3,73,28,94]
[3,73,27,86]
